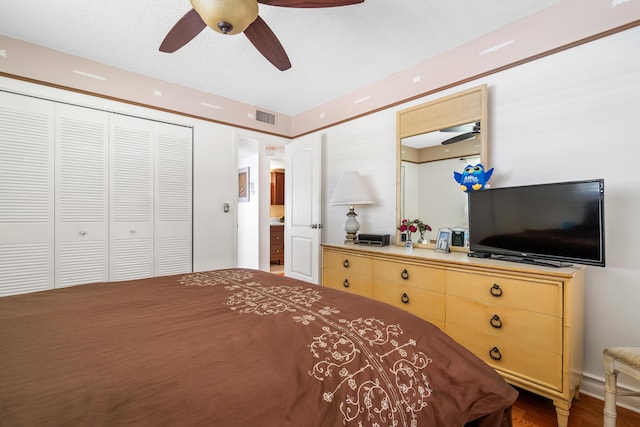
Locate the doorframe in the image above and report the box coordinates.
[235,130,288,272]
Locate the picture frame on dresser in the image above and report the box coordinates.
[435,228,451,253]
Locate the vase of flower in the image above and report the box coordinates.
[399,219,431,245]
[398,219,416,249]
[405,233,413,249]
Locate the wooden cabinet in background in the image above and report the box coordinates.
[321,243,585,427]
[270,225,284,264]
[270,170,284,205]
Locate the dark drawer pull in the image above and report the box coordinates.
[343,279,349,288]
[401,292,409,304]
[490,284,503,297]
[343,259,350,268]
[401,269,409,280]
[489,346,502,361]
[490,314,503,329]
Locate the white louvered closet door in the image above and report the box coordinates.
[55,104,109,288]
[109,114,154,281]
[0,91,55,296]
[154,122,192,276]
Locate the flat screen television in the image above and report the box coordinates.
[468,179,605,267]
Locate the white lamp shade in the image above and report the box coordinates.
[330,171,374,206]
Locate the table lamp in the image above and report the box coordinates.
[329,171,374,244]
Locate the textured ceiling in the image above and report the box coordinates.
[0,0,562,115]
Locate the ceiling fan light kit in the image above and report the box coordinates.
[190,0,258,35]
[160,0,365,70]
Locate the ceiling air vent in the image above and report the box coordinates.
[255,109,277,126]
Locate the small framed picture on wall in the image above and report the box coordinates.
[435,228,451,253]
[238,167,249,202]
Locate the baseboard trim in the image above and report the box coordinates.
[580,373,640,413]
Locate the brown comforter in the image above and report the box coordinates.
[0,269,517,426]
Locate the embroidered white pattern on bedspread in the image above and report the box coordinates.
[309,317,432,427]
[179,270,433,427]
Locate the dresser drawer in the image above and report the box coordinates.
[373,259,445,292]
[373,279,445,326]
[270,243,284,257]
[446,323,563,391]
[446,296,562,353]
[270,227,284,243]
[446,271,562,316]
[323,267,373,297]
[323,249,373,276]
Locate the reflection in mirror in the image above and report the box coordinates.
[401,126,480,242]
[396,85,487,249]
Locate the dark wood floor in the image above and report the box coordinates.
[512,387,640,426]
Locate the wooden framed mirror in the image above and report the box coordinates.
[396,85,488,249]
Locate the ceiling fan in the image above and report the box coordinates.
[441,122,481,145]
[160,0,365,71]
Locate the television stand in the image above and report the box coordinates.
[492,255,573,268]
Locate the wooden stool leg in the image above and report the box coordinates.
[603,354,618,427]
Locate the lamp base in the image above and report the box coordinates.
[344,233,358,245]
[343,206,360,244]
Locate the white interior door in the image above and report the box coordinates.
[109,114,154,281]
[55,104,109,288]
[284,134,322,284]
[154,122,193,276]
[0,92,54,296]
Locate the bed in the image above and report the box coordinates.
[0,268,517,426]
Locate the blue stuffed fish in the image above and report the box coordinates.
[453,163,494,192]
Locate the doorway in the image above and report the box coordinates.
[269,155,285,275]
[236,134,287,274]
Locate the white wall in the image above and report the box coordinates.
[321,109,398,245]
[316,26,640,406]
[192,121,238,272]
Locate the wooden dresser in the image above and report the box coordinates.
[270,225,284,264]
[322,243,585,427]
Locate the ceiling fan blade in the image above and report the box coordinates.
[441,122,480,133]
[244,16,291,71]
[441,132,476,145]
[159,9,207,53]
[258,0,364,8]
